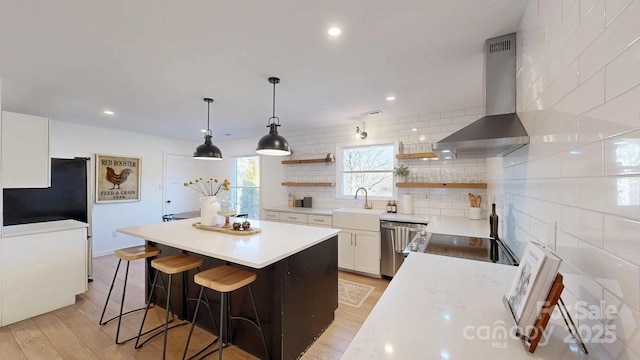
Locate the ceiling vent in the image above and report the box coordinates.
[359,110,383,116]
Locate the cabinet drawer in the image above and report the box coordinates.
[308,215,332,227]
[279,212,308,224]
[263,210,280,221]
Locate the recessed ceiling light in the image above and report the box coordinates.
[328,27,341,36]
[201,129,207,133]
[411,128,418,132]
[103,110,115,115]
[386,96,396,101]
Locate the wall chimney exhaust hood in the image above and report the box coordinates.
[433,33,529,159]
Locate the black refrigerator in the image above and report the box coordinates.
[3,157,93,277]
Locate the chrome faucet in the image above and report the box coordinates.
[354,187,372,209]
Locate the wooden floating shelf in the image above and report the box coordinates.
[281,158,335,164]
[396,182,487,189]
[396,152,437,159]
[281,182,335,187]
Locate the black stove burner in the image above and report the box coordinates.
[405,233,518,266]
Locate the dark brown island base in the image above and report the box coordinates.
[118,219,339,359]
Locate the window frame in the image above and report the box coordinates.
[230,155,261,218]
[335,143,396,200]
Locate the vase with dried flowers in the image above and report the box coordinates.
[184,178,230,226]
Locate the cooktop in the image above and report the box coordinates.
[404,233,519,266]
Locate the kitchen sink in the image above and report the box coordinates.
[332,208,386,231]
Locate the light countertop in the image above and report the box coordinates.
[117,218,340,269]
[263,206,334,216]
[2,219,89,238]
[381,214,491,238]
[341,252,593,359]
[265,206,491,238]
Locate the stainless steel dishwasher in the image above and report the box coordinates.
[380,221,426,277]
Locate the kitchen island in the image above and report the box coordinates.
[342,252,594,359]
[118,218,340,359]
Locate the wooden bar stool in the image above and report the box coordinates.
[135,253,206,360]
[99,244,162,344]
[182,265,269,360]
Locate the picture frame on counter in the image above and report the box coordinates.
[95,153,141,203]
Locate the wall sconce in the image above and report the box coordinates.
[355,126,367,139]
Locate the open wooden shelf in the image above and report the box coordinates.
[281,158,335,164]
[396,182,487,189]
[396,152,437,159]
[281,182,335,187]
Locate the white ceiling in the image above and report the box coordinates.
[0,0,527,143]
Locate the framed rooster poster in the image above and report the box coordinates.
[95,154,141,203]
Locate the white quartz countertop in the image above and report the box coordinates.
[262,206,334,216]
[341,253,593,360]
[2,219,89,238]
[117,218,340,269]
[381,213,490,238]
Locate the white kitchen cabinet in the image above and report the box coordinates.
[279,212,308,224]
[261,210,332,227]
[338,229,381,276]
[308,214,332,227]
[1,226,87,326]
[1,111,51,188]
[263,210,280,222]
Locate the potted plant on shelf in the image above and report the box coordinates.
[393,164,410,183]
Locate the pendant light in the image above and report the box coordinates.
[193,98,223,160]
[256,77,291,156]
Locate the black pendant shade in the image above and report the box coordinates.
[256,77,291,156]
[193,98,222,160]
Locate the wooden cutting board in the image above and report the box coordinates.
[192,222,262,235]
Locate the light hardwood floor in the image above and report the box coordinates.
[0,254,390,359]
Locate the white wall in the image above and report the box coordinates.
[51,121,204,256]
[489,1,640,358]
[276,107,489,217]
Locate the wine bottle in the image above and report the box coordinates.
[489,203,499,239]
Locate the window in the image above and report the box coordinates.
[232,156,260,218]
[339,144,394,197]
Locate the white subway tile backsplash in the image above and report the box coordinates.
[578,241,640,311]
[557,229,582,265]
[549,0,580,58]
[605,36,640,100]
[561,206,604,247]
[578,176,640,218]
[562,0,604,68]
[440,109,465,118]
[605,0,633,25]
[603,290,640,355]
[559,261,604,314]
[580,0,640,80]
[507,0,640,356]
[580,0,599,19]
[561,142,604,178]
[604,215,640,266]
[604,129,640,176]
[578,84,640,143]
[564,69,606,116]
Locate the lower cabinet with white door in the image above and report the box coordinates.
[0,220,88,326]
[337,229,381,277]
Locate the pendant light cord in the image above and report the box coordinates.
[273,81,277,121]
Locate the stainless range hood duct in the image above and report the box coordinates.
[433,33,529,159]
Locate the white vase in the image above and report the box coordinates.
[200,196,221,226]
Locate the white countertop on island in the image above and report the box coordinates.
[2,219,89,238]
[341,252,593,360]
[117,218,340,269]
